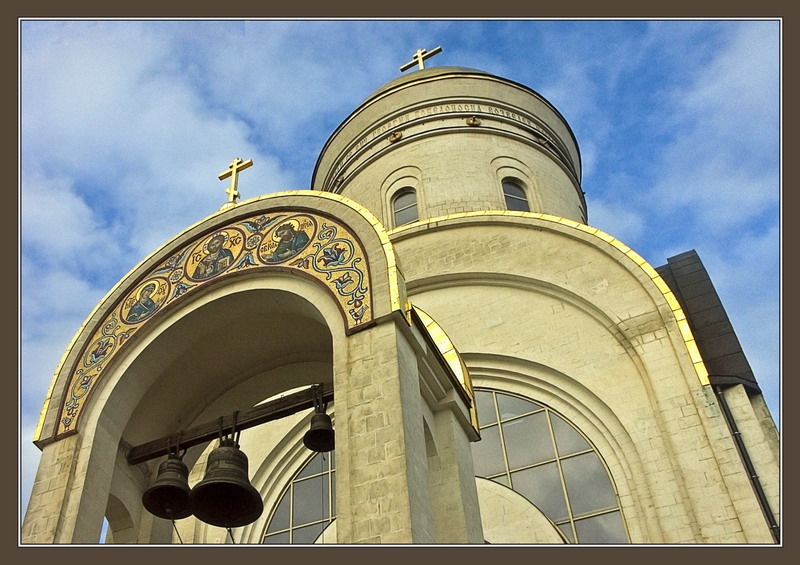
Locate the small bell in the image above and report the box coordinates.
[303,412,335,452]
[142,453,192,520]
[303,384,334,453]
[188,437,263,528]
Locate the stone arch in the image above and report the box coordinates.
[381,165,425,227]
[113,280,340,451]
[23,191,416,544]
[491,155,542,213]
[34,191,402,446]
[389,211,710,392]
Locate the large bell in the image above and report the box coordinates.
[188,438,263,528]
[142,453,192,520]
[303,412,335,452]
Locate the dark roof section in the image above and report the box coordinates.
[656,250,761,394]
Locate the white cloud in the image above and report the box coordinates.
[22,21,305,267]
[21,171,114,269]
[699,223,781,420]
[22,22,170,166]
[681,22,780,139]
[584,196,648,250]
[646,21,779,235]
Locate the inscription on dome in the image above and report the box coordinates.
[330,100,559,187]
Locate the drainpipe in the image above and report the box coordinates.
[714,384,780,543]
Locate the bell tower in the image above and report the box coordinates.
[22,182,482,544]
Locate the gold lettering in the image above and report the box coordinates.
[331,101,553,188]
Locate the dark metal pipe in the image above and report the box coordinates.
[714,384,780,543]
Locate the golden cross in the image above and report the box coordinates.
[218,157,253,210]
[400,46,443,72]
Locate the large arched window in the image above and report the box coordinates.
[392,188,418,226]
[502,178,530,211]
[261,391,627,544]
[262,451,336,544]
[471,389,628,544]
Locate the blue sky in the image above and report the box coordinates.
[19,19,781,523]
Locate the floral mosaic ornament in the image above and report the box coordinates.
[53,210,372,439]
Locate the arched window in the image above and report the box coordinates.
[502,179,530,211]
[262,451,336,544]
[471,389,628,544]
[392,188,418,226]
[261,390,627,544]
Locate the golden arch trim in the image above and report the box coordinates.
[390,210,710,388]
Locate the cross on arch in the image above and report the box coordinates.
[218,157,253,210]
[400,46,443,72]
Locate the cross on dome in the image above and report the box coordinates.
[400,46,443,72]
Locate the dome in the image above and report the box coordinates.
[311,64,586,225]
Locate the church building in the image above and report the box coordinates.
[22,48,780,545]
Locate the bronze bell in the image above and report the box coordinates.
[188,437,263,528]
[303,412,335,452]
[142,453,192,520]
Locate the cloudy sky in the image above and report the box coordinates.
[19,19,781,522]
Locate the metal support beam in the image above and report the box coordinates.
[126,385,334,465]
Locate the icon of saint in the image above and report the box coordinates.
[267,222,311,263]
[126,282,159,323]
[192,233,234,279]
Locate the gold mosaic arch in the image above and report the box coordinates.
[49,207,377,441]
[390,210,711,388]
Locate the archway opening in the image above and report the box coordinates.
[121,287,334,448]
[108,286,336,542]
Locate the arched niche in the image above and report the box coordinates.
[118,283,337,452]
